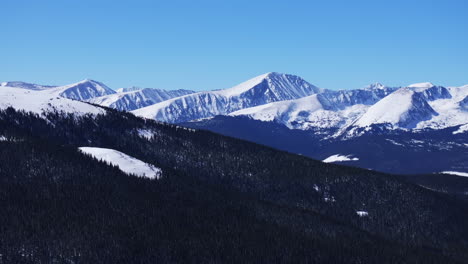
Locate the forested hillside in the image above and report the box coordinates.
[0,107,467,263]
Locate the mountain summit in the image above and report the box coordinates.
[51,79,116,101]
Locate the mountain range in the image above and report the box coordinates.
[1,73,467,176]
[1,74,468,262]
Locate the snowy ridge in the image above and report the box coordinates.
[0,81,57,91]
[132,72,323,123]
[88,88,195,111]
[0,86,106,116]
[230,84,397,130]
[79,147,161,179]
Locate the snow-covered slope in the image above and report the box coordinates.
[79,147,161,179]
[352,87,437,129]
[0,85,106,116]
[89,88,195,111]
[0,81,57,91]
[132,72,323,123]
[50,79,116,101]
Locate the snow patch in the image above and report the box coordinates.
[79,147,161,179]
[441,171,468,177]
[356,211,369,217]
[323,154,359,163]
[453,124,468,134]
[137,129,155,140]
[386,139,405,146]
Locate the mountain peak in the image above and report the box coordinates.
[77,78,99,84]
[52,79,116,101]
[133,73,323,123]
[364,82,386,90]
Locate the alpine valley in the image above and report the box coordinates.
[1,74,468,263]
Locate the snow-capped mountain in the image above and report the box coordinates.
[229,81,468,136]
[0,85,106,116]
[230,83,398,130]
[50,79,116,101]
[0,81,57,91]
[349,83,467,132]
[88,88,195,111]
[132,72,324,123]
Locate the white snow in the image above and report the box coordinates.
[356,211,369,217]
[313,184,320,192]
[441,171,468,177]
[79,147,161,179]
[386,139,405,146]
[0,136,7,141]
[453,124,468,134]
[323,154,359,163]
[137,129,155,139]
[0,86,106,116]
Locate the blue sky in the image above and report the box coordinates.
[1,0,467,91]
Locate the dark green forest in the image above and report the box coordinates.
[0,107,467,263]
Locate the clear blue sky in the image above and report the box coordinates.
[2,0,467,91]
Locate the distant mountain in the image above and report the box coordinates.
[88,88,195,111]
[0,84,106,116]
[184,81,467,175]
[51,79,116,101]
[132,72,324,123]
[0,81,57,90]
